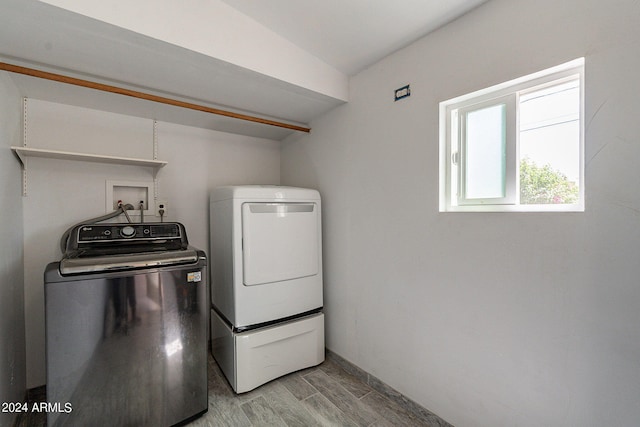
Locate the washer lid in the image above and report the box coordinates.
[59,249,199,275]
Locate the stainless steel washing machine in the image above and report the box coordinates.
[44,222,208,427]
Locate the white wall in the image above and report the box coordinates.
[0,72,26,427]
[281,0,640,425]
[23,99,280,387]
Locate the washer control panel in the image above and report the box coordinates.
[76,223,182,243]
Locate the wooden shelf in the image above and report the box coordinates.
[11,146,167,172]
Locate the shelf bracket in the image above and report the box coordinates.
[153,120,160,203]
[21,160,28,196]
[21,97,28,196]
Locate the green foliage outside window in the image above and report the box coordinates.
[519,157,578,204]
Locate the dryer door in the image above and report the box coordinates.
[242,202,319,286]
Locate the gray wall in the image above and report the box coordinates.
[281,0,640,425]
[0,72,26,427]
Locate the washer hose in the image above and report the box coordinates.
[59,203,135,253]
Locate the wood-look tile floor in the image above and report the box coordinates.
[15,354,437,426]
[191,355,434,427]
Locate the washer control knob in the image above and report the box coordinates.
[120,226,136,238]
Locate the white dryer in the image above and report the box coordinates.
[210,185,324,393]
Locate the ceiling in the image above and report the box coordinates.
[219,0,488,76]
[0,0,488,140]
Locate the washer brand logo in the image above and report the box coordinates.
[187,272,202,283]
[82,227,93,231]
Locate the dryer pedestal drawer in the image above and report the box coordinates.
[211,310,324,393]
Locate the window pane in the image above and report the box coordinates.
[520,80,579,131]
[465,104,506,199]
[519,80,580,204]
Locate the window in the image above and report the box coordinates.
[440,58,584,212]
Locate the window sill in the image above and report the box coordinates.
[440,203,584,213]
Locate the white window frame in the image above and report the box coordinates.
[439,58,585,212]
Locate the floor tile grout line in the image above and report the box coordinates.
[304,389,362,427]
[305,368,384,427]
[244,379,324,427]
[241,394,291,427]
[301,391,320,402]
[277,388,322,427]
[300,373,321,396]
[358,390,374,400]
[318,360,374,401]
[237,403,255,426]
[282,376,318,402]
[239,392,266,405]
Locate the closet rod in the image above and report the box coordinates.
[0,61,311,133]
